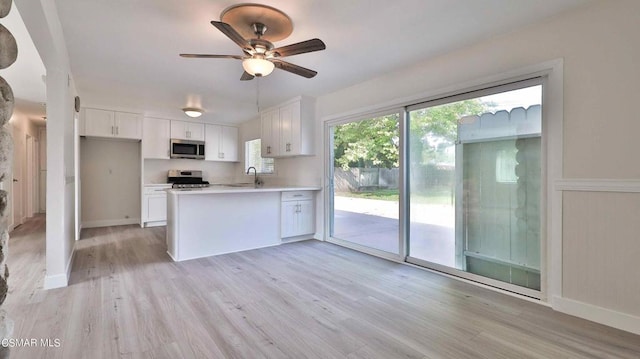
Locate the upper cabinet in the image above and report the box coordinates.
[142,117,171,159]
[205,124,239,162]
[260,96,315,158]
[170,120,205,141]
[81,108,142,140]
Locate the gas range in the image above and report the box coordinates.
[168,170,210,189]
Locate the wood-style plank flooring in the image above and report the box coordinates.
[5,215,640,358]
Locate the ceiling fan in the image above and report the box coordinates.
[180,3,326,81]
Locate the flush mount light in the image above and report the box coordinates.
[182,107,203,118]
[242,56,275,77]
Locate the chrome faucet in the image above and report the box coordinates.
[246,166,259,186]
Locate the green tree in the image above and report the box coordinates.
[332,99,490,170]
[410,100,486,165]
[333,114,399,170]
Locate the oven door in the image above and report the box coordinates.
[170,139,205,159]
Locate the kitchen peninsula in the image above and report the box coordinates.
[166,185,321,261]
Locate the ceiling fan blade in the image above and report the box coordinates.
[267,38,326,58]
[180,54,244,60]
[210,21,252,52]
[240,71,254,81]
[271,59,318,78]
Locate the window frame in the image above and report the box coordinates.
[244,138,275,175]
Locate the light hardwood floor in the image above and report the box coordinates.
[5,215,640,358]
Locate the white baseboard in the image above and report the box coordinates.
[143,221,166,228]
[553,296,640,335]
[82,218,140,229]
[43,243,76,290]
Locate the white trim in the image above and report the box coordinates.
[43,243,76,289]
[143,221,166,228]
[82,218,140,229]
[553,296,640,335]
[555,179,640,193]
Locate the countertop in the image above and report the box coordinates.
[144,183,172,187]
[167,185,321,195]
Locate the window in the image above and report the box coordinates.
[245,139,274,174]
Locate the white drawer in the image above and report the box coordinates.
[144,185,171,194]
[281,191,313,201]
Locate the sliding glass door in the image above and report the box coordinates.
[407,81,543,293]
[328,113,401,257]
[325,79,544,296]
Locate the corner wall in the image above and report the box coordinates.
[17,0,78,289]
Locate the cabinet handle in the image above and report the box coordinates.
[116,126,119,135]
[220,152,224,159]
[267,146,271,154]
[111,126,114,135]
[286,143,291,152]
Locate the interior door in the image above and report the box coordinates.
[12,129,22,228]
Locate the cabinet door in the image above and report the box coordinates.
[297,200,315,235]
[115,112,142,139]
[143,118,171,159]
[221,126,238,162]
[170,120,188,140]
[84,108,115,137]
[279,101,300,156]
[281,201,298,238]
[261,109,280,157]
[187,122,205,141]
[204,124,222,161]
[147,194,167,222]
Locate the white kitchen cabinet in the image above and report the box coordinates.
[82,108,142,140]
[171,120,205,141]
[142,117,171,159]
[261,108,280,157]
[260,96,315,158]
[142,184,172,227]
[205,124,238,162]
[281,191,315,238]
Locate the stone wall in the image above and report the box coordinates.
[0,0,17,357]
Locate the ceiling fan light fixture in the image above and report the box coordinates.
[242,57,274,77]
[182,107,203,118]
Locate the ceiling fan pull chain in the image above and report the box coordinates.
[256,77,261,113]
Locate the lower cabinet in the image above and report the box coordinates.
[281,191,315,239]
[142,184,172,227]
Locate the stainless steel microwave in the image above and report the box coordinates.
[170,139,205,160]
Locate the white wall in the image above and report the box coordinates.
[80,138,140,227]
[17,0,78,289]
[264,0,640,333]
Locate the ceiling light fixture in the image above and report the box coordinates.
[242,56,275,77]
[182,107,203,118]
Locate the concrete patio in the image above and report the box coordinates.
[332,196,456,267]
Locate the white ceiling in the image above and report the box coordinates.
[50,0,592,124]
